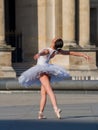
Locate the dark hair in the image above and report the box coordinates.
[54,38,63,50]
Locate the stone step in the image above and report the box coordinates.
[12,62,34,76]
[0,78,98,90]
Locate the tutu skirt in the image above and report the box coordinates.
[18,64,70,87]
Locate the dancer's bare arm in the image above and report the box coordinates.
[58,49,91,60]
[34,49,49,60]
[69,51,91,60]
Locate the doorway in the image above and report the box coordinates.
[4,0,22,62]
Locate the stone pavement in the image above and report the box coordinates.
[0,91,98,130]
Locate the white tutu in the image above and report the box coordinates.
[18,64,70,87]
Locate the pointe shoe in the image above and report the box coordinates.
[54,108,62,119]
[38,112,46,119]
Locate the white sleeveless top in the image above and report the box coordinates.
[37,48,57,65]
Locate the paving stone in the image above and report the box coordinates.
[0,91,98,130]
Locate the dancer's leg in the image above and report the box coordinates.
[40,75,58,110]
[40,74,61,118]
[39,85,47,112]
[38,85,47,119]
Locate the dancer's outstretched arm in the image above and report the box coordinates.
[69,51,91,60]
[58,49,91,60]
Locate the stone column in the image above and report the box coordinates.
[0,0,5,45]
[70,0,96,71]
[0,0,16,78]
[79,0,90,47]
[37,0,47,50]
[53,0,75,69]
[51,0,71,68]
[54,0,62,37]
[46,0,62,45]
[46,0,54,46]
[38,0,61,47]
[62,0,75,46]
[38,0,62,48]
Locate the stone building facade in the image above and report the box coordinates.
[0,0,98,78]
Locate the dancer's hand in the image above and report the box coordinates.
[34,53,40,60]
[83,54,92,62]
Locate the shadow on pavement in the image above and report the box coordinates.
[62,115,98,119]
[0,119,97,130]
